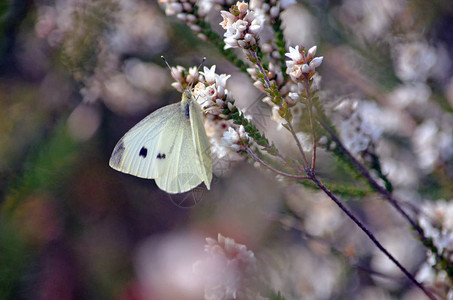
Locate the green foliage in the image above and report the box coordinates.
[0,121,80,298]
[0,221,29,299]
[3,122,79,217]
[270,291,287,300]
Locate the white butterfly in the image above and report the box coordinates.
[109,90,212,194]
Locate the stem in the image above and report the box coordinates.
[310,175,437,300]
[250,49,272,89]
[286,121,310,169]
[244,147,309,180]
[304,82,317,171]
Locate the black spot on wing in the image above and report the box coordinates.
[139,147,148,158]
[184,101,190,119]
[157,153,166,159]
[110,141,125,167]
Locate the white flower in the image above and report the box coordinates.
[224,37,239,49]
[289,64,303,80]
[285,46,303,63]
[201,65,217,84]
[309,56,323,70]
[215,73,231,88]
[234,19,248,33]
[307,45,317,60]
[164,2,183,15]
[219,11,237,29]
[237,1,249,14]
[301,63,310,73]
[288,92,299,101]
[186,66,199,83]
[269,6,279,18]
[204,85,218,100]
[238,125,248,140]
[222,127,240,150]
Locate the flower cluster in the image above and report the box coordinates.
[334,99,382,156]
[193,234,258,300]
[220,1,263,50]
[158,0,213,40]
[285,45,323,83]
[250,0,296,21]
[412,119,453,173]
[419,200,453,261]
[252,45,322,134]
[417,200,453,297]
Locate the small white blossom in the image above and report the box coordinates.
[201,65,217,84]
[285,46,303,63]
[222,127,240,150]
[307,45,317,60]
[220,11,236,29]
[309,56,323,70]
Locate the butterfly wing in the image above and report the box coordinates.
[109,101,206,194]
[189,99,212,190]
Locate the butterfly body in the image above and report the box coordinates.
[109,91,212,194]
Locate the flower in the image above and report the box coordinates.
[285,45,303,63]
[193,234,258,300]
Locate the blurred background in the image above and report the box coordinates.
[1,0,453,299]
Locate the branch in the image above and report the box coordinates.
[310,175,437,300]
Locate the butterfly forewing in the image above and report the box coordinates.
[109,103,180,179]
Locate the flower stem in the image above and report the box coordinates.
[303,82,317,171]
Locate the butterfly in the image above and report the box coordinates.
[109,90,212,194]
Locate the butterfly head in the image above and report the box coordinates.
[182,90,195,103]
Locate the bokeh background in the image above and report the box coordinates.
[1,0,453,299]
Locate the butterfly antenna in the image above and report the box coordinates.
[161,56,207,95]
[161,56,171,70]
[197,57,206,72]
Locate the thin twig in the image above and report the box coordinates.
[244,146,310,180]
[286,121,310,168]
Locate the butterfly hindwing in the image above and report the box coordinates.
[189,99,212,190]
[154,101,205,193]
